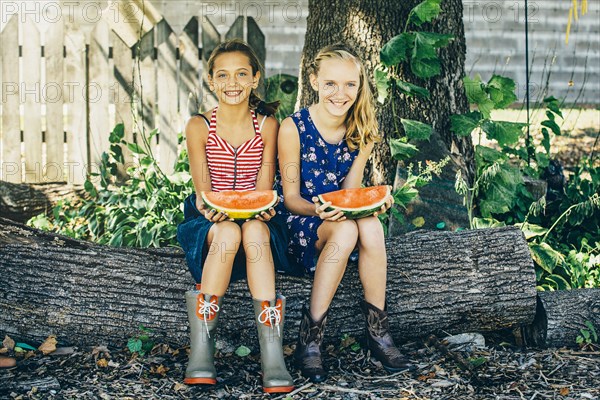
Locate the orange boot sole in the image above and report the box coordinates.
[263,385,294,394]
[184,377,217,385]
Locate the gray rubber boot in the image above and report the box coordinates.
[184,289,222,385]
[253,295,294,393]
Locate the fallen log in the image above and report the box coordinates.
[0,217,538,349]
[0,181,84,223]
[523,288,600,348]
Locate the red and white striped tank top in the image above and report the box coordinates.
[204,107,265,192]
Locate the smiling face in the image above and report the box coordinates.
[310,58,361,117]
[208,51,259,106]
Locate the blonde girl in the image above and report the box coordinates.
[278,43,413,382]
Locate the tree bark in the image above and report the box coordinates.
[0,181,84,223]
[298,1,474,233]
[299,0,473,184]
[523,289,600,348]
[0,217,540,350]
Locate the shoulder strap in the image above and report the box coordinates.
[258,115,268,132]
[191,113,210,128]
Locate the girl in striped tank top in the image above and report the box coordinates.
[176,40,295,393]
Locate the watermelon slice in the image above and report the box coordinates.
[200,190,279,220]
[318,185,391,219]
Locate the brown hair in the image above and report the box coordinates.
[206,39,279,116]
[308,43,380,151]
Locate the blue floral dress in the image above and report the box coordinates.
[286,108,358,274]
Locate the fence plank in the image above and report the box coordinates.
[225,16,244,41]
[111,29,134,177]
[64,27,87,185]
[247,17,266,98]
[180,17,200,121]
[0,16,21,183]
[22,17,42,183]
[89,19,110,180]
[156,19,178,175]
[44,20,65,182]
[200,17,220,110]
[137,27,155,142]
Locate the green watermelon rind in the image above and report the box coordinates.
[200,190,278,220]
[318,186,390,220]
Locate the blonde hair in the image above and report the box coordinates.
[308,43,380,151]
[206,39,279,115]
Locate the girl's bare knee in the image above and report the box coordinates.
[210,221,242,242]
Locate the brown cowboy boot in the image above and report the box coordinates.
[360,300,414,372]
[184,285,223,385]
[253,295,294,393]
[294,305,328,383]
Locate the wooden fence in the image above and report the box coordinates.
[0,14,265,184]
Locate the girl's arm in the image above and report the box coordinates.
[255,115,279,191]
[185,115,212,194]
[278,117,318,216]
[185,115,230,222]
[341,141,375,189]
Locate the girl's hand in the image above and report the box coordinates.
[373,188,394,217]
[312,197,346,221]
[196,198,233,222]
[252,207,276,222]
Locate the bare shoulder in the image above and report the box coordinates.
[258,114,280,135]
[185,114,209,139]
[278,116,299,139]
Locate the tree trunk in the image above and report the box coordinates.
[0,181,84,223]
[1,217,540,350]
[523,289,600,348]
[298,0,473,232]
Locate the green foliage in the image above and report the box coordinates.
[27,123,193,247]
[576,321,598,350]
[377,0,453,106]
[452,73,600,290]
[265,74,298,122]
[127,325,154,357]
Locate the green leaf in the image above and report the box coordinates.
[390,139,419,160]
[409,0,442,26]
[548,274,571,290]
[374,69,389,104]
[487,75,517,109]
[139,227,153,248]
[530,242,565,274]
[110,144,124,164]
[168,172,192,186]
[235,345,251,357]
[395,80,430,98]
[127,338,142,353]
[514,222,547,240]
[544,96,563,117]
[109,123,125,143]
[84,180,98,198]
[416,32,454,48]
[393,184,419,208]
[481,121,526,147]
[127,143,146,155]
[400,119,433,141]
[16,342,37,351]
[463,76,495,119]
[410,56,440,78]
[472,217,506,229]
[436,221,446,229]
[475,145,505,164]
[450,112,482,137]
[380,33,414,66]
[541,120,561,136]
[541,128,551,154]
